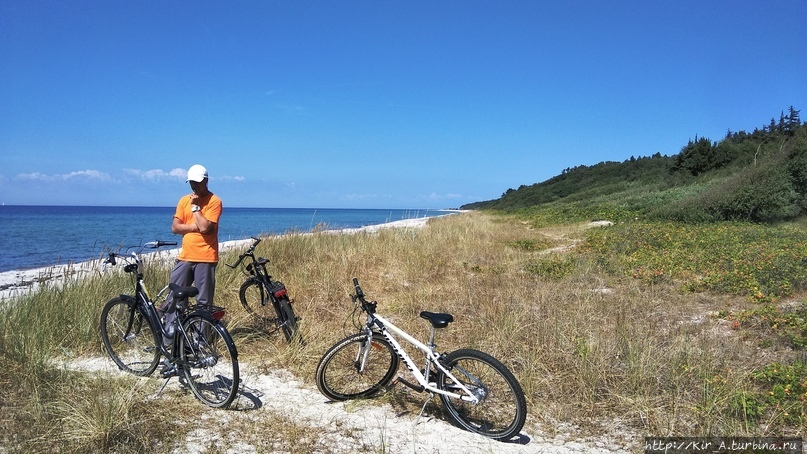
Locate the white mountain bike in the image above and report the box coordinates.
[315,278,527,441]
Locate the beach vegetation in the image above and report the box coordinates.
[2,210,807,450]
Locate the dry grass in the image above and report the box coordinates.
[0,211,801,452]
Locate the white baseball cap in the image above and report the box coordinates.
[186,164,208,182]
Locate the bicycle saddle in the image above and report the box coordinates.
[420,311,454,329]
[169,283,199,300]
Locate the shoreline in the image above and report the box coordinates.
[0,215,447,300]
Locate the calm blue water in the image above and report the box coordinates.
[0,206,450,273]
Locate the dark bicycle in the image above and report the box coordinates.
[226,237,301,342]
[99,241,240,409]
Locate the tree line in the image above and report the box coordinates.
[464,106,807,223]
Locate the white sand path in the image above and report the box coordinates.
[62,354,635,453]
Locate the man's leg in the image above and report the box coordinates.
[193,262,217,308]
[162,260,194,341]
[170,260,195,287]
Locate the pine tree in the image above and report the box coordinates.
[788,105,801,127]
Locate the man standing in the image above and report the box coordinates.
[163,164,223,340]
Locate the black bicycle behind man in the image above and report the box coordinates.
[227,237,301,342]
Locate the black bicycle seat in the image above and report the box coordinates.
[420,311,454,329]
[169,283,199,300]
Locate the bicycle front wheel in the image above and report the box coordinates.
[315,332,399,401]
[180,314,240,408]
[100,297,160,376]
[437,349,527,441]
[277,297,300,342]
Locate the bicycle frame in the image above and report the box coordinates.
[115,246,213,359]
[360,312,480,403]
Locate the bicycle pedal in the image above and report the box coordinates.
[160,361,178,378]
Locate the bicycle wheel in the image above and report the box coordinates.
[239,278,272,319]
[277,297,300,342]
[437,349,527,441]
[315,332,399,401]
[100,297,160,376]
[180,313,240,408]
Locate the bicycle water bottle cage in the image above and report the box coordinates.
[419,311,454,329]
[169,283,199,301]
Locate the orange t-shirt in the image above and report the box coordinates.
[174,193,222,263]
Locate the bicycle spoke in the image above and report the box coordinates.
[100,297,160,376]
[180,315,239,408]
[437,349,527,441]
[315,333,399,400]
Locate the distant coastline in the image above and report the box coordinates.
[0,213,461,300]
[0,205,456,274]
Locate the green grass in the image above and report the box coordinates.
[582,221,807,302]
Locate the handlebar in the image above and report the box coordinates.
[352,277,364,298]
[351,277,375,314]
[103,240,177,266]
[226,236,261,269]
[143,240,177,249]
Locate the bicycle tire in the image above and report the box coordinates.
[315,332,399,401]
[436,349,527,441]
[238,278,269,319]
[100,297,160,376]
[180,313,240,409]
[277,297,300,342]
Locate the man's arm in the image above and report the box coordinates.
[172,212,216,235]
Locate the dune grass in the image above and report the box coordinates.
[0,211,804,452]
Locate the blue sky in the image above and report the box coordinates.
[1,1,805,209]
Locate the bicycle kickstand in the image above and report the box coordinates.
[156,376,173,397]
[156,361,179,397]
[415,392,435,427]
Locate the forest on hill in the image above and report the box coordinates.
[463,106,807,224]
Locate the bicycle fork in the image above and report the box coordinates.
[352,329,375,374]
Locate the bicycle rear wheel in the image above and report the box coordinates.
[315,332,399,401]
[100,297,160,376]
[437,349,527,441]
[180,314,240,408]
[277,297,300,342]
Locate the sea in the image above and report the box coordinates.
[0,205,452,273]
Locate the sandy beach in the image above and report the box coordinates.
[0,216,435,300]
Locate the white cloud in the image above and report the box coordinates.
[125,168,246,183]
[169,168,187,179]
[217,175,246,182]
[17,170,112,181]
[125,168,186,181]
[16,172,47,180]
